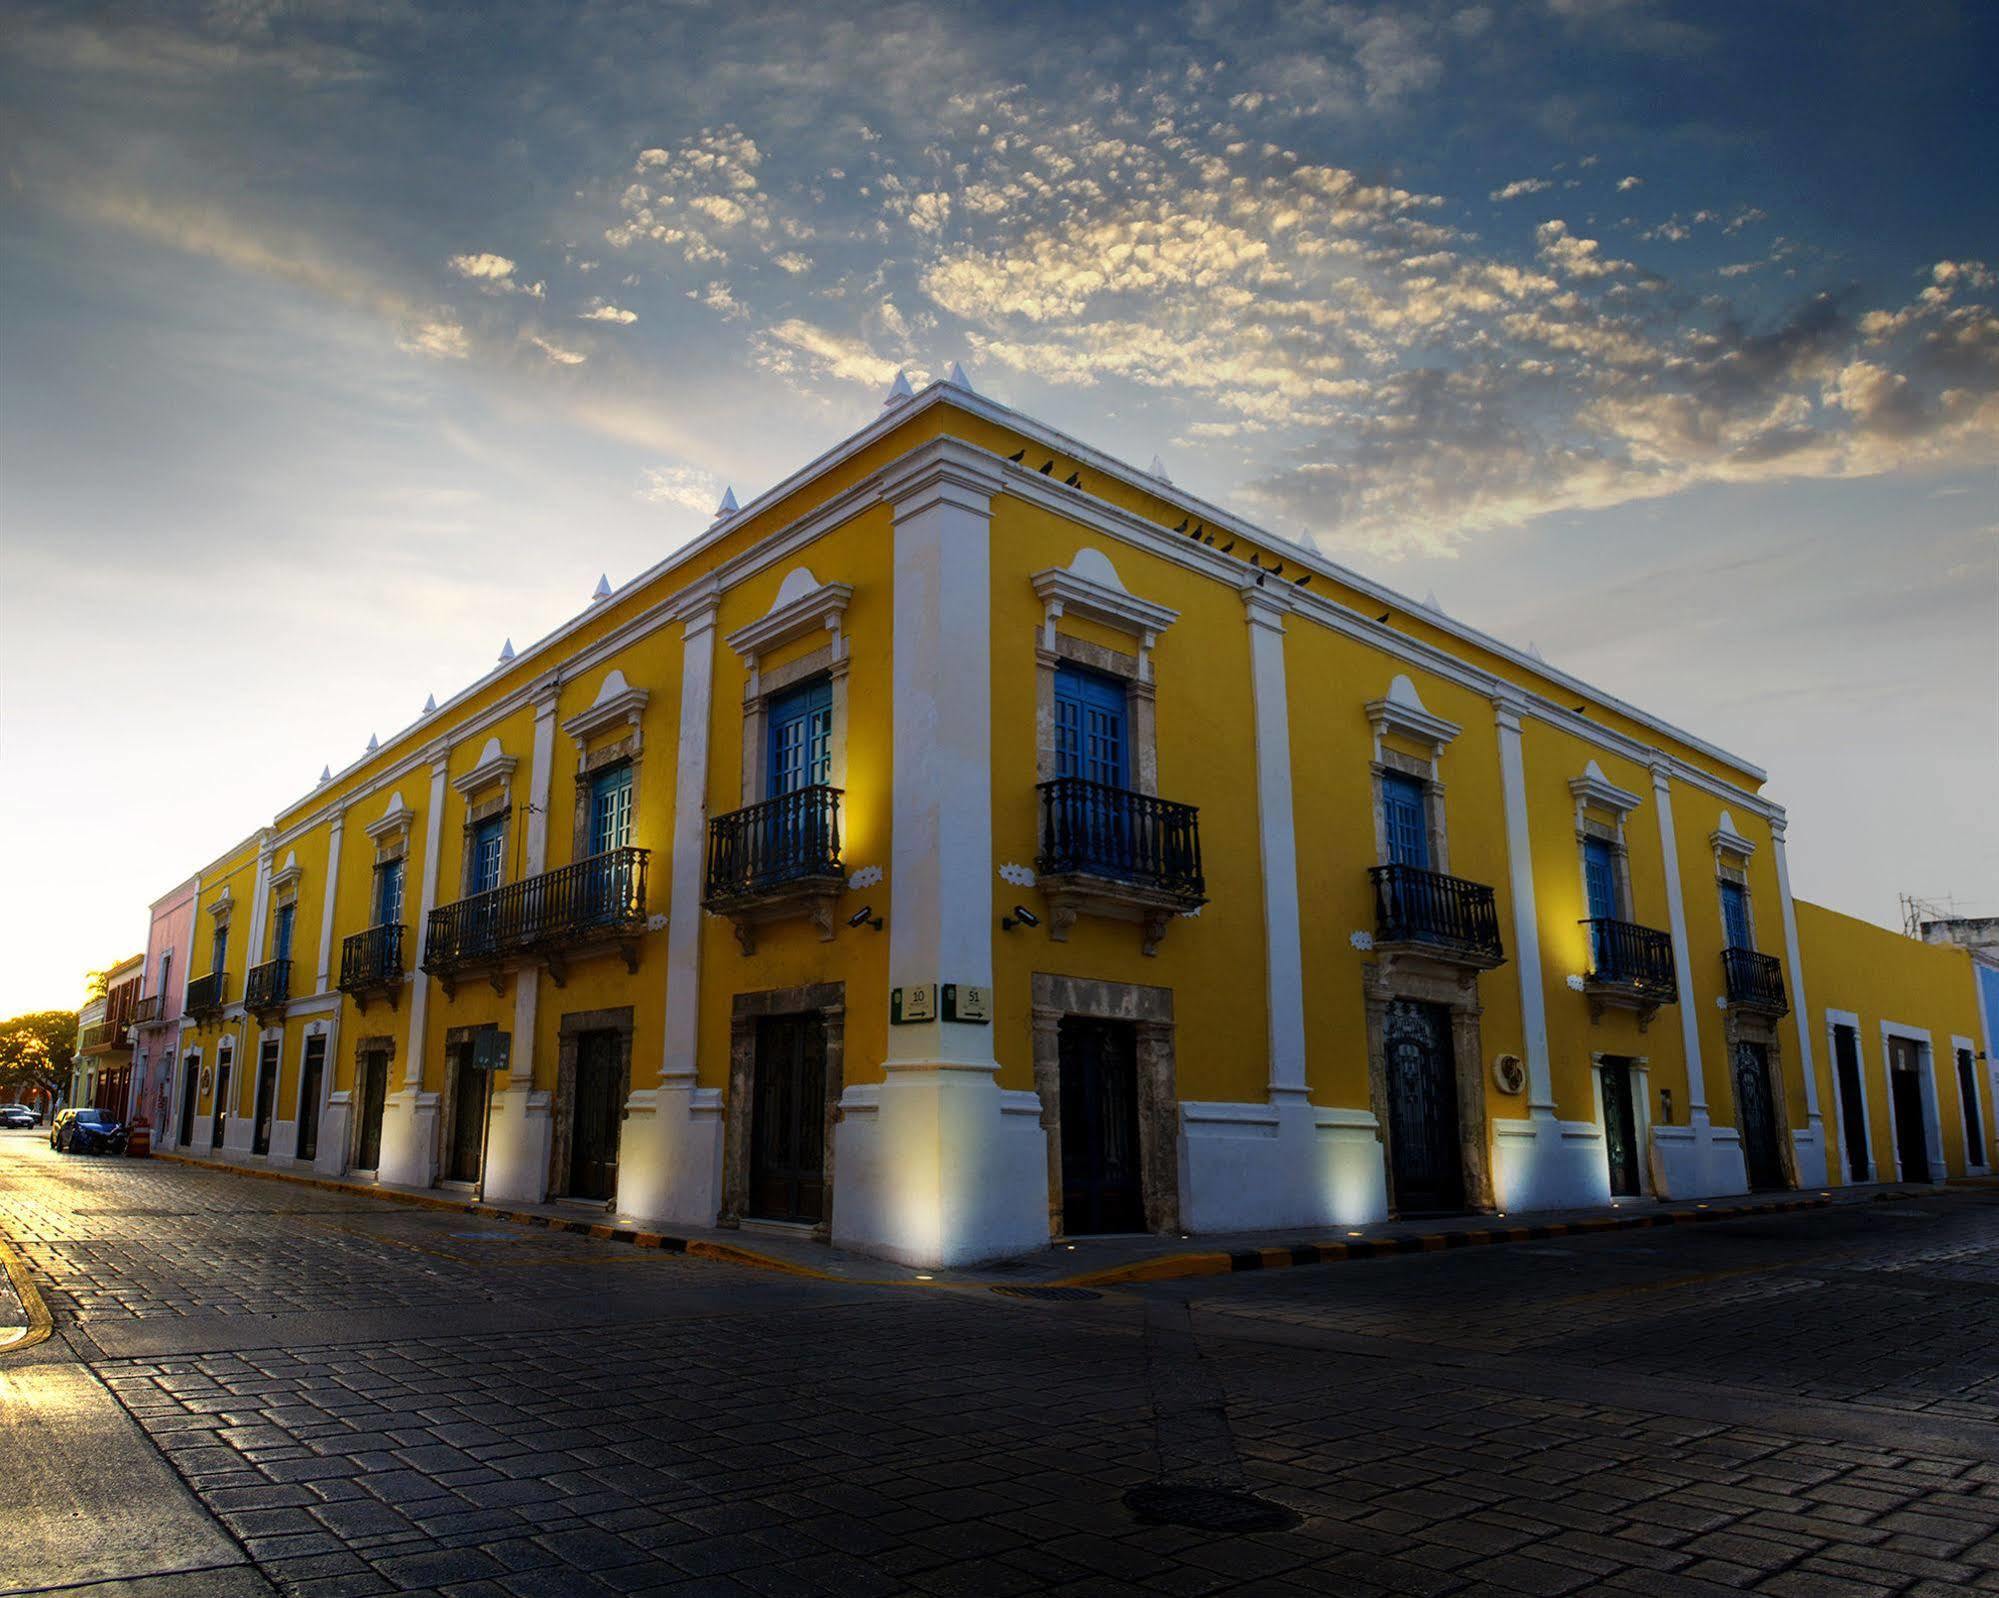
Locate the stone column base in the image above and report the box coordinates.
[315,1094,352,1178]
[1178,1098,1389,1231]
[1493,1109,1614,1211]
[1650,1110,1751,1199]
[1790,1117,1829,1189]
[615,1082,724,1227]
[375,1090,439,1188]
[832,1064,1046,1267]
[482,1083,552,1204]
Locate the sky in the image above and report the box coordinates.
[1,0,1995,1016]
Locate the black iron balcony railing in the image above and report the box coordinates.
[424,846,649,976]
[245,958,292,1014]
[1723,946,1788,1015]
[1370,863,1506,963]
[79,1019,130,1053]
[705,786,844,904]
[184,971,227,1017]
[1036,777,1206,901]
[340,923,405,995]
[129,994,163,1026]
[1582,919,1679,1002]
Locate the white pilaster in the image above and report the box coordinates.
[377,746,449,1187]
[619,589,724,1226]
[245,839,274,980]
[1647,762,1748,1198]
[832,440,1043,1267]
[1770,813,1827,1186]
[315,813,343,995]
[1241,583,1307,1101]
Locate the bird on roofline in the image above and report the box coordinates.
[1038,459,1055,475]
[1173,516,1190,533]
[1064,471,1081,487]
[1294,573,1311,587]
[1006,447,1026,463]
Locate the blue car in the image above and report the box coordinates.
[52,1108,127,1155]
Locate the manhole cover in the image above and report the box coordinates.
[1123,1482,1300,1534]
[992,1285,1102,1301]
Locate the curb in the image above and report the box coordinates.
[152,1152,837,1281]
[0,1232,55,1357]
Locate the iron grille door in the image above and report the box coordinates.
[1734,1042,1785,1190]
[1602,1060,1640,1196]
[1384,1000,1464,1212]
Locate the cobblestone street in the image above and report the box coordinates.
[5,1129,1999,1598]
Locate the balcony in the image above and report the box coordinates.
[1580,918,1678,1030]
[78,1018,131,1055]
[1369,864,1506,970]
[184,971,227,1021]
[704,787,845,955]
[339,923,405,1012]
[1723,946,1789,1017]
[129,994,163,1027]
[1035,777,1206,956]
[245,958,292,1021]
[424,846,649,993]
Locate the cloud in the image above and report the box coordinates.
[398,318,469,359]
[1615,174,1643,191]
[1491,178,1552,201]
[638,463,720,513]
[1535,218,1633,278]
[526,333,586,365]
[580,302,638,323]
[754,318,904,387]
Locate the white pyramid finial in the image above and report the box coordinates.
[318,766,332,785]
[1422,590,1444,614]
[422,693,437,714]
[1526,640,1545,662]
[1147,454,1171,482]
[591,573,611,603]
[365,732,379,753]
[715,486,739,517]
[883,369,914,407]
[946,360,972,390]
[499,638,516,663]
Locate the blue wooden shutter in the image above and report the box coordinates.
[472,817,505,893]
[1720,881,1753,950]
[1053,664,1128,788]
[211,923,228,977]
[272,903,295,962]
[375,860,404,926]
[1381,774,1430,870]
[767,678,833,797]
[1583,838,1618,921]
[590,763,634,853]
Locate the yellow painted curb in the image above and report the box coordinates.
[0,1232,54,1356]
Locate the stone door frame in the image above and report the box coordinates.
[549,1006,635,1201]
[1029,973,1180,1239]
[438,1023,499,1185]
[1723,1007,1798,1191]
[720,982,845,1239]
[1363,954,1495,1214]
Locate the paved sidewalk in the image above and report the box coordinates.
[154,1145,1957,1287]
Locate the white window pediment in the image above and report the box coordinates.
[1031,548,1178,670]
[562,668,651,751]
[269,850,303,898]
[207,887,232,921]
[1710,808,1757,860]
[363,790,416,844]
[451,736,518,800]
[724,567,853,672]
[1365,674,1460,761]
[1568,759,1643,817]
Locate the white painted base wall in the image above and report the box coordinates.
[316,1094,351,1177]
[375,1091,438,1188]
[1651,1111,1750,1199]
[1178,1099,1389,1231]
[481,1084,552,1204]
[614,1083,723,1227]
[1492,1111,1613,1212]
[832,1066,1046,1267]
[1791,1120,1829,1189]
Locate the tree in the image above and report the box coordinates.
[0,1011,79,1104]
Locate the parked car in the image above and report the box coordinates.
[52,1108,127,1155]
[0,1103,39,1129]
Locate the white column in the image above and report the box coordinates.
[1492,693,1553,1111]
[315,813,344,995]
[833,440,1042,1267]
[245,840,274,983]
[618,590,723,1225]
[1242,584,1308,1102]
[1650,764,1707,1115]
[523,680,558,876]
[403,750,450,1089]
[377,746,450,1188]
[1770,813,1826,1185]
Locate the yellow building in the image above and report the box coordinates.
[158,378,1997,1264]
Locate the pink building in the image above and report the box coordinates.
[130,874,198,1139]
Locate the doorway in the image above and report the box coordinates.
[179,1059,199,1149]
[567,1031,623,1202]
[1058,1016,1144,1234]
[446,1044,489,1184]
[1889,1037,1931,1182]
[1832,1022,1870,1182]
[1734,1040,1786,1191]
[354,1048,389,1171]
[1384,999,1465,1213]
[252,1039,279,1156]
[210,1055,231,1149]
[295,1036,325,1162]
[749,1013,828,1224]
[1600,1058,1642,1197]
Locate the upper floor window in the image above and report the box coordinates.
[1583,835,1622,921]
[158,951,172,1003]
[1719,877,1753,951]
[470,814,506,895]
[1380,771,1431,870]
[767,677,832,797]
[210,922,229,977]
[271,902,295,962]
[1053,663,1128,788]
[590,761,634,853]
[373,857,405,926]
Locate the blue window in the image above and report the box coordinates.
[1053,664,1127,788]
[1720,880,1753,950]
[1583,838,1619,922]
[1381,773,1430,870]
[210,923,228,978]
[767,677,833,797]
[373,859,405,926]
[590,762,634,854]
[271,903,295,963]
[470,816,505,894]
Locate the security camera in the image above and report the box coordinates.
[847,905,882,931]
[1001,905,1039,931]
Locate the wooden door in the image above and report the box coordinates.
[179,1062,199,1148]
[568,1031,623,1201]
[1889,1039,1931,1181]
[355,1051,388,1171]
[252,1040,278,1155]
[448,1048,488,1183]
[1058,1017,1144,1234]
[295,1037,325,1162]
[1384,1000,1465,1213]
[1602,1059,1641,1197]
[1833,1024,1870,1181]
[1734,1041,1785,1190]
[749,1014,828,1224]
[210,1060,230,1148]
